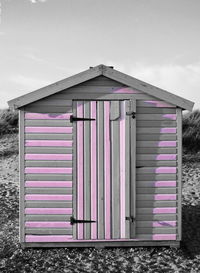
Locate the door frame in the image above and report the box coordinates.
[71,94,136,240]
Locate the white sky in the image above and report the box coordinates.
[0,0,199,109]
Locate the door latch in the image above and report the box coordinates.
[125,216,135,222]
[126,111,136,119]
[70,216,96,225]
[70,115,95,123]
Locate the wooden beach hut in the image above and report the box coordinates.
[8,64,194,248]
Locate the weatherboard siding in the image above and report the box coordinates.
[22,76,178,243]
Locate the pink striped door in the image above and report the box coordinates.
[72,100,135,240]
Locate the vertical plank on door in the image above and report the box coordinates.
[104,101,111,239]
[111,101,120,239]
[77,101,84,239]
[84,102,91,239]
[97,101,104,239]
[125,101,131,238]
[72,101,77,239]
[91,101,97,239]
[120,101,126,238]
[130,99,136,238]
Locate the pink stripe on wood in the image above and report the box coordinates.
[77,101,84,239]
[25,154,72,160]
[120,101,126,239]
[154,181,176,187]
[25,194,72,201]
[25,127,72,133]
[25,167,72,174]
[26,235,73,242]
[154,194,176,201]
[153,207,176,214]
[25,181,72,188]
[25,113,72,120]
[156,154,176,160]
[155,167,176,174]
[158,141,176,147]
[25,140,72,147]
[160,128,176,133]
[163,114,176,120]
[113,87,140,94]
[25,222,71,228]
[91,101,97,239]
[153,221,176,227]
[104,101,111,239]
[153,234,176,240]
[144,101,175,108]
[25,208,72,214]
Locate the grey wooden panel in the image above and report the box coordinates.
[25,161,73,167]
[31,99,72,106]
[136,160,176,167]
[125,101,130,238]
[137,141,177,148]
[137,128,177,134]
[137,101,175,108]
[136,167,177,174]
[136,188,177,194]
[136,134,177,141]
[25,188,72,194]
[25,134,73,140]
[25,201,72,208]
[25,228,73,235]
[84,101,91,239]
[24,106,72,113]
[136,227,177,234]
[137,121,176,127]
[25,215,71,221]
[177,108,182,241]
[137,154,177,161]
[25,120,72,127]
[137,174,177,181]
[137,208,177,214]
[136,214,177,221]
[110,101,120,120]
[111,101,120,239]
[137,194,177,201]
[25,147,73,154]
[97,101,104,239]
[137,114,176,121]
[137,148,177,154]
[58,86,125,94]
[19,110,25,243]
[25,174,72,181]
[136,181,177,188]
[137,221,177,228]
[136,200,177,208]
[76,75,126,86]
[136,107,176,114]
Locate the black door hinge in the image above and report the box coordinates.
[125,216,135,222]
[70,216,96,225]
[70,115,95,123]
[126,111,136,119]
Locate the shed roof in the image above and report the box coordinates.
[8,64,194,111]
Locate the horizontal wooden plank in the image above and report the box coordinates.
[25,147,73,154]
[137,114,176,121]
[25,127,73,134]
[136,227,177,234]
[137,207,176,214]
[25,120,72,127]
[25,140,73,147]
[79,76,126,87]
[25,174,72,181]
[25,221,71,228]
[137,148,177,154]
[25,134,73,140]
[25,208,72,214]
[137,221,177,228]
[25,194,72,201]
[137,160,176,167]
[25,161,73,167]
[137,174,176,181]
[136,107,177,114]
[137,128,177,134]
[137,154,177,161]
[136,167,176,174]
[137,101,176,108]
[59,86,139,94]
[25,235,73,242]
[136,200,177,208]
[136,134,177,141]
[136,214,177,221]
[137,121,176,127]
[136,188,177,194]
[25,201,72,208]
[25,167,72,174]
[25,113,72,120]
[25,181,72,187]
[137,141,176,148]
[25,228,73,235]
[137,194,176,201]
[137,181,176,187]
[25,154,72,160]
[29,100,72,107]
[137,234,177,240]
[25,215,71,221]
[25,188,72,194]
